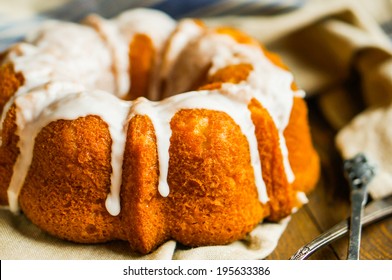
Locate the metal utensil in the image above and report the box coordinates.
[343,154,375,260]
[289,195,392,260]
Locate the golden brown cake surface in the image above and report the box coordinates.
[0,8,319,254]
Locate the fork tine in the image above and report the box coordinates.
[343,154,375,260]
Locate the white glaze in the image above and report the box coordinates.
[171,31,296,182]
[217,34,295,182]
[160,19,205,82]
[131,86,268,203]
[7,82,130,215]
[115,9,176,54]
[0,21,117,105]
[296,191,309,205]
[5,82,269,215]
[291,191,309,214]
[0,20,122,143]
[1,9,305,216]
[26,21,116,93]
[115,8,176,101]
[84,14,131,98]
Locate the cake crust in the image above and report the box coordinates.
[0,9,319,254]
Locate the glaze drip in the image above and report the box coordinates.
[131,87,267,202]
[0,9,301,216]
[6,82,130,214]
[4,82,269,214]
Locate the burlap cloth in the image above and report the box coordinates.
[1,0,392,259]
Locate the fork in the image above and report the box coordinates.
[289,194,392,260]
[290,154,381,260]
[343,154,375,260]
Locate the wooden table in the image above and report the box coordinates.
[266,97,392,260]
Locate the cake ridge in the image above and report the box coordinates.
[3,80,270,215]
[0,8,295,214]
[0,8,320,253]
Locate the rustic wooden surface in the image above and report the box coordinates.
[266,97,392,260]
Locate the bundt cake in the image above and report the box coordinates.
[0,8,320,254]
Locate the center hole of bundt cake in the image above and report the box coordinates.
[127,32,212,101]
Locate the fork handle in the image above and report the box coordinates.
[347,190,367,260]
[344,153,375,260]
[289,195,392,260]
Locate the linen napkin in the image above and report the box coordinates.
[1,0,392,260]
